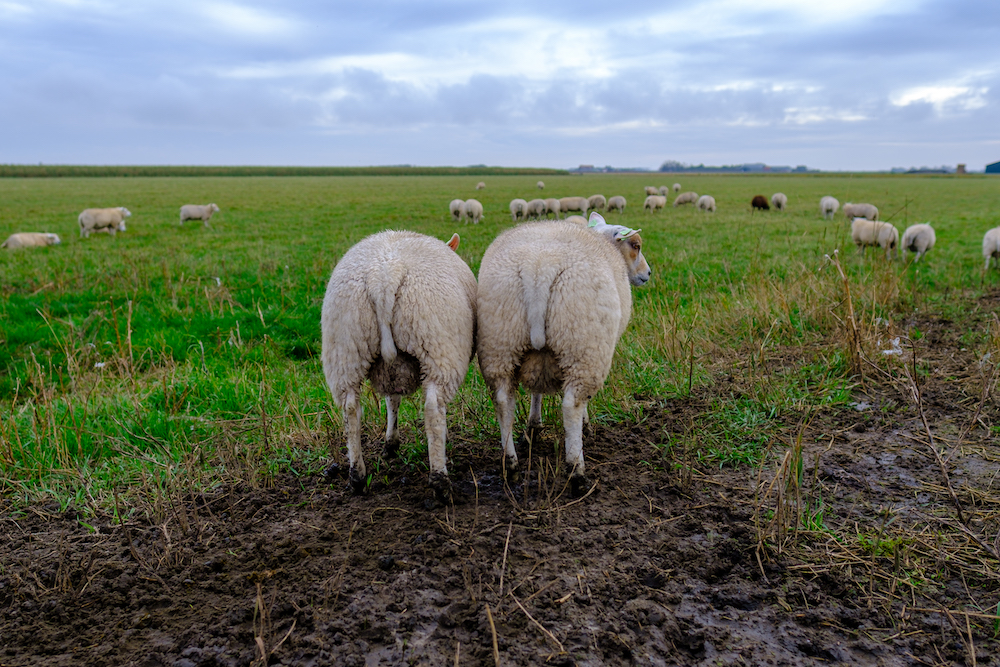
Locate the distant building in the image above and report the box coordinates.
[987,161,1000,174]
[957,164,967,174]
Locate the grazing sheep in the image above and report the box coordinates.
[673,192,698,207]
[697,195,716,213]
[321,230,477,502]
[450,198,466,222]
[537,181,545,190]
[851,218,899,259]
[901,224,936,262]
[644,186,659,197]
[587,194,607,211]
[526,199,548,219]
[984,227,1000,269]
[607,196,626,214]
[771,193,787,211]
[476,182,486,190]
[2,232,61,249]
[476,213,651,496]
[843,202,878,221]
[672,183,681,192]
[820,196,840,219]
[179,203,220,226]
[658,186,669,196]
[464,199,484,224]
[644,195,667,212]
[751,195,770,212]
[509,198,529,221]
[560,196,590,216]
[564,215,588,225]
[78,207,130,238]
[545,198,562,219]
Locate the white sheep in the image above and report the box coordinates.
[771,193,787,211]
[851,218,899,259]
[658,186,669,196]
[644,186,659,197]
[607,196,626,213]
[526,198,548,219]
[673,192,699,207]
[588,194,607,211]
[1,232,61,249]
[545,198,562,219]
[476,181,486,190]
[697,195,716,212]
[78,207,130,238]
[673,183,681,192]
[984,227,1000,269]
[901,223,936,262]
[820,196,839,219]
[179,203,220,226]
[564,215,588,225]
[321,230,477,502]
[560,196,590,216]
[449,198,466,222]
[464,199,484,224]
[644,195,667,212]
[509,198,529,221]
[843,202,878,221]
[476,212,651,496]
[537,181,545,190]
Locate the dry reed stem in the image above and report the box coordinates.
[512,593,566,654]
[485,604,500,666]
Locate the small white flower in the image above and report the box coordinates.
[213,277,221,286]
[94,362,106,368]
[882,337,903,356]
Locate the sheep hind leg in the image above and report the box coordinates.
[495,382,520,484]
[423,383,453,504]
[343,390,367,495]
[519,393,543,453]
[383,394,402,459]
[562,387,593,498]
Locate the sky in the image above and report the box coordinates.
[1,0,998,171]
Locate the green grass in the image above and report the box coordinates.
[1,172,999,506]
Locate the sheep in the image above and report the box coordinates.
[644,195,667,212]
[560,196,590,216]
[587,194,607,211]
[820,196,839,219]
[179,203,220,226]
[843,202,878,221]
[545,198,562,219]
[2,232,61,249]
[984,227,1000,269]
[537,181,545,190]
[851,218,899,259]
[476,181,486,190]
[672,183,681,192]
[449,198,466,222]
[526,199,548,219]
[464,199,484,224]
[564,215,588,225]
[509,198,529,221]
[321,230,477,502]
[673,192,698,207]
[771,193,787,211]
[78,207,130,238]
[476,212,651,496]
[644,186,659,197]
[697,195,716,212]
[658,186,669,196]
[751,195,770,212]
[607,195,626,214]
[901,223,936,262]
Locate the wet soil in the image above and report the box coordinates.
[2,310,1000,665]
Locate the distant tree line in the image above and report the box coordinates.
[0,165,568,178]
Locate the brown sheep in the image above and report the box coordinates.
[751,195,770,212]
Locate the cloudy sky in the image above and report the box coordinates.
[2,0,998,170]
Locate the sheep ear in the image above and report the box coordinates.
[615,228,641,241]
[447,233,460,251]
[587,212,606,227]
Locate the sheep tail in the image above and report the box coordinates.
[371,263,406,364]
[523,268,557,350]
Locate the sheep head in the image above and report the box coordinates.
[119,207,132,217]
[587,213,651,286]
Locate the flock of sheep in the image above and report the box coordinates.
[1,204,220,250]
[321,211,649,502]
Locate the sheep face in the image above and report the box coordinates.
[617,233,651,286]
[119,207,132,218]
[46,233,61,245]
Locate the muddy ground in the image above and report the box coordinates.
[2,307,1000,666]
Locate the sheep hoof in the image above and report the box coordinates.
[382,437,400,459]
[348,467,368,495]
[570,474,594,499]
[322,461,342,479]
[517,426,541,452]
[429,471,453,505]
[503,457,521,485]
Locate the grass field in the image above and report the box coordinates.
[1,172,998,507]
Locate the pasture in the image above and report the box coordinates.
[2,172,1000,665]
